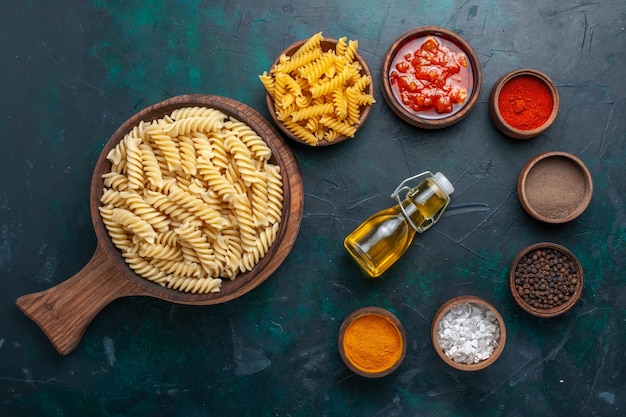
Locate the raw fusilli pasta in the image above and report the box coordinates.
[260,32,375,145]
[100,106,284,293]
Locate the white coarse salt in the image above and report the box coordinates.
[437,302,500,364]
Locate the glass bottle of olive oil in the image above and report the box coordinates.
[344,172,454,278]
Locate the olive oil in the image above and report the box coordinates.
[344,172,454,278]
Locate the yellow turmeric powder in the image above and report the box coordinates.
[342,313,403,374]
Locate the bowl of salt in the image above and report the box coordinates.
[431,296,506,371]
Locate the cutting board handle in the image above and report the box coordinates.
[15,244,143,355]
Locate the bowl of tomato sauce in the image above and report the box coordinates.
[382,27,482,129]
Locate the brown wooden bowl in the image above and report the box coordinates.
[509,242,583,318]
[16,94,304,355]
[264,37,374,146]
[381,26,482,129]
[518,151,593,223]
[489,68,559,139]
[338,307,406,378]
[431,296,506,371]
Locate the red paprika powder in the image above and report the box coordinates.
[498,75,553,130]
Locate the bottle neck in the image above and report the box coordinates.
[398,178,450,233]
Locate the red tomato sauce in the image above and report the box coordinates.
[389,35,473,117]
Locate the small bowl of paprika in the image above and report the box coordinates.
[489,68,560,139]
[338,306,406,378]
[509,242,584,318]
[381,26,483,129]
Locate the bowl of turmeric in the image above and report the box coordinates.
[489,68,560,139]
[338,306,406,378]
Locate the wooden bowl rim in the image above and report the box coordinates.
[264,37,374,146]
[517,151,593,223]
[508,242,584,317]
[489,68,560,139]
[381,26,483,129]
[338,306,407,378]
[89,94,303,305]
[431,295,506,371]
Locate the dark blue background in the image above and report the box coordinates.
[1,1,624,415]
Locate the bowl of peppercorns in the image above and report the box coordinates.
[509,242,583,318]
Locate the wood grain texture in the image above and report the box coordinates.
[16,95,304,354]
[15,244,144,355]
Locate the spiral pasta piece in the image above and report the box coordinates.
[166,275,222,294]
[100,189,126,207]
[164,113,226,138]
[292,31,323,58]
[111,207,157,244]
[319,115,357,138]
[144,190,201,227]
[170,106,226,121]
[99,206,133,249]
[174,222,219,275]
[310,66,356,98]
[231,194,257,252]
[224,118,272,161]
[167,186,228,230]
[178,135,197,176]
[238,223,279,272]
[298,52,336,85]
[223,135,264,187]
[147,125,182,173]
[123,252,167,284]
[125,136,144,190]
[102,172,130,191]
[106,140,128,173]
[250,179,270,227]
[120,191,171,233]
[152,259,201,278]
[139,242,182,261]
[196,154,238,203]
[139,142,164,189]
[266,165,284,224]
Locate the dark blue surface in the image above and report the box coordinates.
[1,1,625,415]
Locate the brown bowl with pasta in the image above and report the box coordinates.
[261,32,375,146]
[16,94,304,355]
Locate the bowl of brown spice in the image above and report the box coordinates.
[338,307,407,378]
[518,151,593,223]
[509,242,584,318]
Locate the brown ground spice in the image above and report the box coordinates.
[524,157,586,219]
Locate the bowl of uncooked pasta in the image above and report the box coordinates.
[16,94,304,355]
[260,32,375,146]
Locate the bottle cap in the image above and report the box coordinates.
[434,172,455,195]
